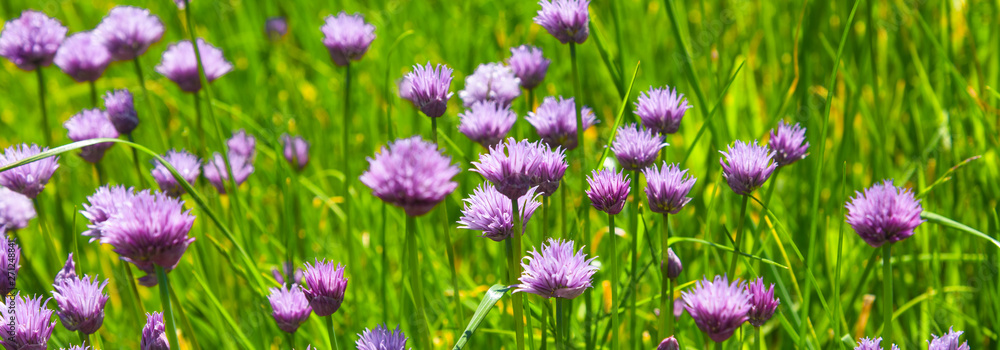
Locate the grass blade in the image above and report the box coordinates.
[453,284,512,350]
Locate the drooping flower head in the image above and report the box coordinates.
[404,63,454,118]
[103,89,139,135]
[64,108,119,163]
[643,162,696,214]
[54,32,111,82]
[534,0,590,44]
[657,336,679,350]
[471,138,567,199]
[526,96,597,151]
[585,169,630,215]
[53,253,77,288]
[356,324,408,350]
[854,337,899,350]
[664,248,682,280]
[0,187,35,231]
[320,12,375,66]
[203,152,254,194]
[141,312,169,350]
[1,295,56,349]
[459,62,522,108]
[927,327,970,350]
[268,285,312,333]
[719,140,776,195]
[94,6,164,61]
[155,39,233,92]
[0,10,67,70]
[0,144,60,199]
[151,150,201,197]
[768,121,809,167]
[515,238,599,299]
[80,185,134,242]
[458,184,542,241]
[845,180,924,248]
[0,236,21,296]
[458,100,517,148]
[635,86,692,135]
[301,259,348,317]
[681,275,750,343]
[360,136,459,216]
[52,274,109,334]
[611,123,666,171]
[99,190,196,286]
[266,17,288,41]
[746,277,779,327]
[281,134,310,171]
[507,45,550,90]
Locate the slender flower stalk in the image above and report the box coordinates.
[155,266,180,350]
[1,11,66,145]
[585,169,628,349]
[719,140,776,275]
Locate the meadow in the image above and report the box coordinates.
[0,0,998,349]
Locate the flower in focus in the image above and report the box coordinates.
[585,169,630,215]
[0,187,35,231]
[0,144,60,199]
[103,89,139,135]
[458,184,541,241]
[151,150,201,197]
[854,337,899,350]
[53,253,77,288]
[643,162,696,214]
[94,6,164,61]
[459,62,521,108]
[0,10,67,70]
[54,32,111,82]
[634,86,692,135]
[657,337,679,350]
[52,272,110,334]
[719,140,776,196]
[360,136,459,216]
[927,327,970,350]
[845,180,924,248]
[301,259,349,317]
[155,39,233,93]
[320,12,375,66]
[768,120,809,167]
[507,45,550,90]
[80,185,134,242]
[471,138,567,199]
[746,277,779,327]
[534,0,590,44]
[64,108,119,163]
[0,294,56,350]
[611,123,666,171]
[526,96,597,151]
[356,324,407,350]
[681,275,750,343]
[515,238,599,299]
[268,285,313,333]
[458,101,517,148]
[141,312,169,350]
[404,63,454,118]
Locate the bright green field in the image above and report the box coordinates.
[1,0,999,349]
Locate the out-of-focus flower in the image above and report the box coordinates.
[155,39,233,93]
[927,327,970,350]
[281,134,310,171]
[320,12,375,66]
[103,89,139,135]
[854,337,899,350]
[845,180,924,248]
[515,238,598,299]
[141,312,169,350]
[94,6,164,61]
[81,185,134,242]
[0,11,66,70]
[534,0,590,44]
[360,136,459,216]
[657,336,679,350]
[458,101,517,148]
[664,248,682,280]
[0,187,35,230]
[526,96,597,151]
[0,236,21,296]
[203,152,254,194]
[151,150,201,197]
[54,32,111,82]
[458,184,541,241]
[0,144,60,199]
[507,45,550,90]
[356,324,407,350]
[266,17,288,41]
[459,62,521,108]
[64,108,119,163]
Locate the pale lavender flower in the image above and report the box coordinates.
[141,312,168,350]
[320,12,375,66]
[533,144,569,197]
[846,180,924,248]
[266,17,288,41]
[507,45,550,90]
[360,136,459,216]
[53,253,77,288]
[585,169,630,215]
[155,39,233,93]
[0,10,67,70]
[0,294,56,350]
[471,138,567,199]
[61,346,90,350]
[54,32,111,82]
[0,237,21,297]
[227,130,256,159]
[634,86,692,135]
[173,0,188,10]
[534,0,590,44]
[657,337,679,350]
[282,134,309,171]
[52,274,109,334]
[855,337,899,350]
[0,187,35,230]
[203,152,254,194]
[927,327,970,350]
[94,6,164,61]
[746,277,779,327]
[458,100,517,148]
[0,144,60,199]
[356,324,407,350]
[526,96,597,151]
[404,63,454,118]
[611,123,666,171]
[719,140,776,195]
[81,185,134,242]
[459,62,521,108]
[103,89,139,135]
[681,275,750,343]
[664,248,682,280]
[515,238,598,299]
[151,150,201,197]
[397,76,416,105]
[643,162,696,214]
[458,184,542,241]
[769,121,809,167]
[301,259,348,317]
[268,285,312,333]
[64,108,119,163]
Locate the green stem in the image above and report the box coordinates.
[380,202,388,320]
[662,213,672,336]
[405,215,430,349]
[629,170,639,350]
[727,195,750,276]
[326,315,341,350]
[555,298,564,350]
[716,340,723,350]
[156,265,181,350]
[36,68,52,146]
[569,43,582,149]
[882,244,893,347]
[89,80,98,108]
[609,213,620,350]
[755,326,762,350]
[78,331,89,347]
[541,301,549,350]
[132,57,167,150]
[286,331,294,349]
[560,186,567,239]
[509,200,525,350]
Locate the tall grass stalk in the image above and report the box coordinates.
[882,244,893,347]
[661,213,672,336]
[727,195,750,276]
[326,315,341,350]
[156,265,181,350]
[405,215,430,349]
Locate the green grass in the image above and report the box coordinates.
[1,0,999,349]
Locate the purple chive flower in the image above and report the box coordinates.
[360,136,459,217]
[664,248,682,280]
[611,123,666,171]
[266,17,288,41]
[301,259,348,317]
[854,337,899,350]
[719,140,777,196]
[0,294,56,350]
[64,108,119,163]
[94,6,164,61]
[768,121,809,167]
[151,150,201,197]
[203,152,254,194]
[0,11,67,71]
[681,275,751,343]
[846,180,924,248]
[458,184,542,241]
[459,62,522,108]
[0,144,60,199]
[155,39,233,93]
[53,32,111,82]
[227,130,256,159]
[103,89,139,135]
[746,277,779,327]
[99,190,196,286]
[0,237,21,297]
[53,253,77,288]
[526,96,597,151]
[507,45,550,90]
[397,76,416,105]
[643,162,696,214]
[268,285,313,333]
[515,238,599,299]
[534,0,590,44]
[61,346,90,350]
[52,274,110,334]
[141,312,169,350]
[356,324,408,350]
[173,0,188,10]
[927,327,970,350]
[458,100,517,148]
[81,185,134,242]
[471,138,567,199]
[320,12,375,66]
[273,262,303,286]
[0,187,35,230]
[635,86,692,135]
[585,169,630,215]
[404,63,454,118]
[657,336,679,350]
[281,134,310,171]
